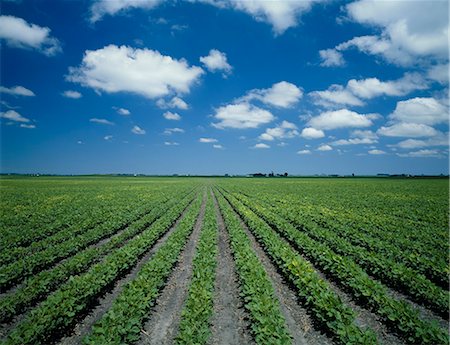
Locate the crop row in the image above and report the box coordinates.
[83,191,204,344]
[3,191,199,345]
[222,190,448,345]
[0,191,195,323]
[175,192,218,345]
[262,192,447,288]
[214,191,292,344]
[0,193,175,267]
[0,191,188,290]
[234,192,448,318]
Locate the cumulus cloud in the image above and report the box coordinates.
[259,121,299,141]
[164,141,180,146]
[163,111,181,121]
[319,48,345,67]
[397,149,443,158]
[351,129,378,140]
[213,144,224,149]
[195,0,321,34]
[89,0,163,23]
[62,90,82,99]
[67,45,204,99]
[200,49,232,75]
[427,63,449,85]
[0,15,61,56]
[328,1,449,66]
[368,149,385,155]
[310,84,364,107]
[212,102,274,129]
[20,124,36,129]
[132,125,146,135]
[317,144,332,151]
[390,133,448,149]
[104,135,113,140]
[253,143,270,149]
[90,118,114,125]
[331,137,377,146]
[377,123,439,138]
[199,137,218,143]
[0,110,30,122]
[300,127,325,139]
[157,96,189,110]
[164,127,185,135]
[116,107,130,115]
[310,73,428,107]
[307,109,380,130]
[388,97,448,126]
[241,81,303,108]
[0,85,35,97]
[297,149,311,155]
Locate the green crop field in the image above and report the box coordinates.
[0,176,448,345]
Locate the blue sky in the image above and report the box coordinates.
[0,0,448,175]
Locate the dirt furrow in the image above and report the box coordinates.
[209,191,253,345]
[56,198,198,345]
[137,190,207,345]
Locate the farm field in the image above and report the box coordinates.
[0,176,448,345]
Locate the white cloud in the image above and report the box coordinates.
[20,124,36,129]
[90,118,114,125]
[368,149,385,155]
[332,137,377,146]
[351,129,378,140]
[0,110,30,122]
[390,134,448,149]
[212,102,274,129]
[200,49,232,75]
[163,111,181,121]
[67,45,204,100]
[253,143,270,149]
[116,107,130,115]
[0,85,35,97]
[156,96,189,110]
[388,97,448,126]
[300,127,325,139]
[164,127,185,135]
[241,81,303,108]
[164,141,180,146]
[377,123,439,138]
[332,1,449,66]
[307,109,380,130]
[317,144,332,151]
[132,125,146,135]
[259,121,299,141]
[89,0,163,23]
[213,144,224,149]
[199,137,218,143]
[319,48,345,67]
[310,84,364,107]
[198,0,321,35]
[0,15,61,56]
[427,64,449,85]
[297,149,311,155]
[77,140,83,144]
[347,73,428,99]
[62,90,82,99]
[104,135,113,140]
[397,149,443,158]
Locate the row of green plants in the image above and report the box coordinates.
[175,193,219,345]
[0,191,195,323]
[223,191,448,345]
[235,192,449,318]
[214,191,292,345]
[2,191,200,345]
[251,190,448,289]
[0,194,171,267]
[218,190,377,345]
[0,192,180,291]
[83,191,204,344]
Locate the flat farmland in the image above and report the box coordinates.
[0,176,448,345]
